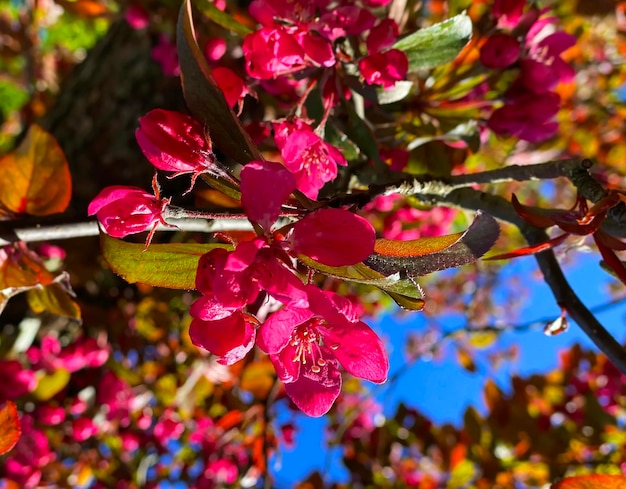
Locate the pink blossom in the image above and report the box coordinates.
[124,4,149,29]
[153,410,185,443]
[274,122,347,199]
[363,0,392,6]
[87,184,169,241]
[204,37,227,61]
[0,360,37,401]
[212,67,248,108]
[480,33,520,69]
[204,459,238,485]
[96,372,134,424]
[520,31,576,93]
[243,27,306,79]
[4,415,55,487]
[493,0,526,29]
[151,35,179,76]
[37,243,66,260]
[189,308,257,365]
[120,431,140,452]
[189,160,376,364]
[488,90,560,142]
[316,6,376,40]
[136,109,217,191]
[359,49,408,88]
[72,417,98,442]
[258,285,389,417]
[366,19,400,54]
[36,405,66,425]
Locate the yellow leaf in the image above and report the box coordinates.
[33,369,71,401]
[0,124,71,216]
[240,360,275,399]
[27,283,81,319]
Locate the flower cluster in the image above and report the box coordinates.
[189,159,388,416]
[480,0,576,141]
[243,0,407,91]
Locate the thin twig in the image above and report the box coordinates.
[0,218,254,246]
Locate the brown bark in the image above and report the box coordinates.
[39,19,186,215]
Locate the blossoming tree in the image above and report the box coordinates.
[1,0,626,487]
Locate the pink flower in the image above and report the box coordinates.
[151,35,179,76]
[243,27,306,79]
[4,415,55,487]
[204,37,227,61]
[72,417,98,442]
[258,285,389,417]
[153,410,184,444]
[480,33,520,69]
[204,459,238,484]
[212,67,248,108]
[366,19,400,54]
[359,49,408,88]
[493,0,526,29]
[274,121,347,199]
[520,31,576,93]
[37,405,66,425]
[124,4,149,29]
[488,90,560,142]
[0,360,37,401]
[189,160,376,364]
[189,308,257,365]
[136,109,217,191]
[87,182,170,243]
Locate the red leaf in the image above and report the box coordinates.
[594,229,626,251]
[0,400,21,455]
[551,474,626,489]
[511,194,556,228]
[594,235,626,286]
[485,232,569,260]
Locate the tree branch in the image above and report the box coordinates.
[413,186,626,374]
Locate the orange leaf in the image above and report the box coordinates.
[0,124,71,216]
[55,0,109,17]
[551,474,626,489]
[0,243,56,290]
[0,401,21,455]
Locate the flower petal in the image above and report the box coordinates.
[283,362,342,417]
[189,312,255,365]
[241,160,296,230]
[255,252,309,307]
[292,208,375,266]
[307,286,389,383]
[258,306,312,354]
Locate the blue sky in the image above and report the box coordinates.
[271,251,626,487]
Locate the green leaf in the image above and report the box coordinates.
[365,211,500,277]
[393,13,472,71]
[195,0,253,37]
[101,234,231,289]
[298,257,425,311]
[376,81,414,105]
[177,0,263,166]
